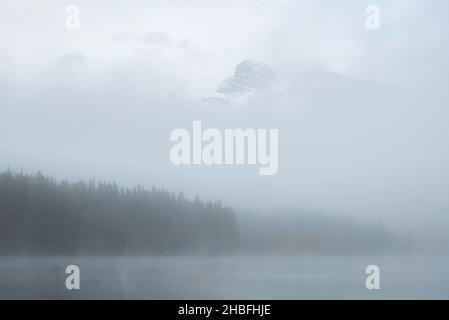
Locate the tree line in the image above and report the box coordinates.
[0,169,239,255]
[0,169,404,255]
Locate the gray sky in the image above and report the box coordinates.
[1,0,449,91]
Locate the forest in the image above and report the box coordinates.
[0,169,402,255]
[0,169,239,255]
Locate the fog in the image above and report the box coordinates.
[1,1,448,230]
[0,0,449,297]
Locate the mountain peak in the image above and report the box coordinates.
[203,60,386,107]
[203,60,280,105]
[230,60,278,91]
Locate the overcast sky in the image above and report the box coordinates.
[1,0,449,94]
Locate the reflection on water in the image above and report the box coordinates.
[1,255,448,299]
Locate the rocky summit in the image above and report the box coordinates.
[203,60,388,107]
[203,60,282,105]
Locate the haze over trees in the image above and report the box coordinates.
[0,169,239,255]
[0,169,402,255]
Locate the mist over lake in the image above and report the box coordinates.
[1,255,448,299]
[1,1,449,300]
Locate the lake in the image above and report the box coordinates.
[1,255,448,299]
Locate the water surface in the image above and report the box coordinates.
[1,255,448,299]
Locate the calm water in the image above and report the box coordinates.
[1,255,448,299]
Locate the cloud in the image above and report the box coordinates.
[57,53,88,64]
[140,31,171,46]
[112,31,172,47]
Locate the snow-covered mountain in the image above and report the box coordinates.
[203,60,389,107]
[203,60,284,105]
